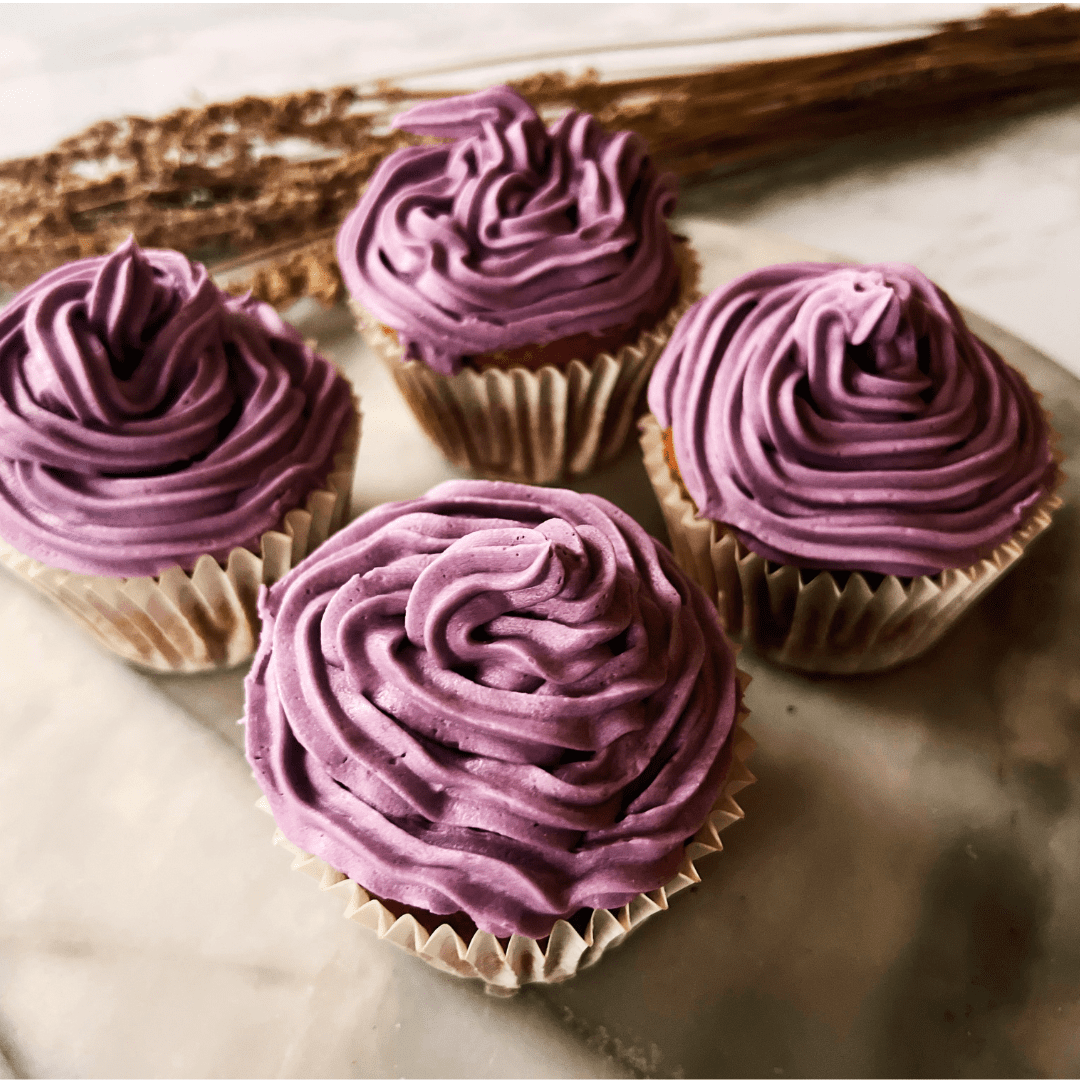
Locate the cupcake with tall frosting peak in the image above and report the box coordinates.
[640,260,1061,674]
[338,84,699,483]
[246,479,752,990]
[0,238,359,671]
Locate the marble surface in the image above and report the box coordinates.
[0,3,991,161]
[1,5,1080,1078]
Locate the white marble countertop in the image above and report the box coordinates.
[1,5,1079,1078]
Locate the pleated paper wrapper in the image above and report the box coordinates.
[639,413,1062,675]
[0,405,360,674]
[259,693,753,996]
[353,241,700,484]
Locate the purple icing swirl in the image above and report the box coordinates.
[0,239,354,578]
[648,262,1056,577]
[245,480,738,940]
[336,86,679,375]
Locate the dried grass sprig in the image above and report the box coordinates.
[1,5,1078,307]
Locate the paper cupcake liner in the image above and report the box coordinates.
[354,241,701,485]
[639,412,1063,675]
[258,690,753,996]
[0,402,360,674]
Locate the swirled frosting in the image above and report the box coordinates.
[336,85,679,376]
[245,479,738,940]
[648,262,1056,577]
[0,238,354,578]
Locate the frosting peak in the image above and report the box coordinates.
[0,239,354,577]
[336,86,679,375]
[246,480,738,939]
[648,262,1056,577]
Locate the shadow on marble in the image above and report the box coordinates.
[145,666,250,754]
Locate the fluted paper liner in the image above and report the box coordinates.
[639,412,1062,675]
[354,241,700,484]
[259,694,753,996]
[0,403,360,673]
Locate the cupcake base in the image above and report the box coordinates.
[639,413,1062,675]
[355,241,701,485]
[260,687,754,995]
[0,405,360,673]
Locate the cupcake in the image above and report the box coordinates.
[246,479,752,992]
[337,85,699,484]
[641,261,1061,674]
[0,238,359,672]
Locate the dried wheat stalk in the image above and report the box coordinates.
[1,5,1078,307]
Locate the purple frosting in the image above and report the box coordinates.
[245,480,738,940]
[648,262,1056,578]
[336,85,679,375]
[0,239,354,578]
